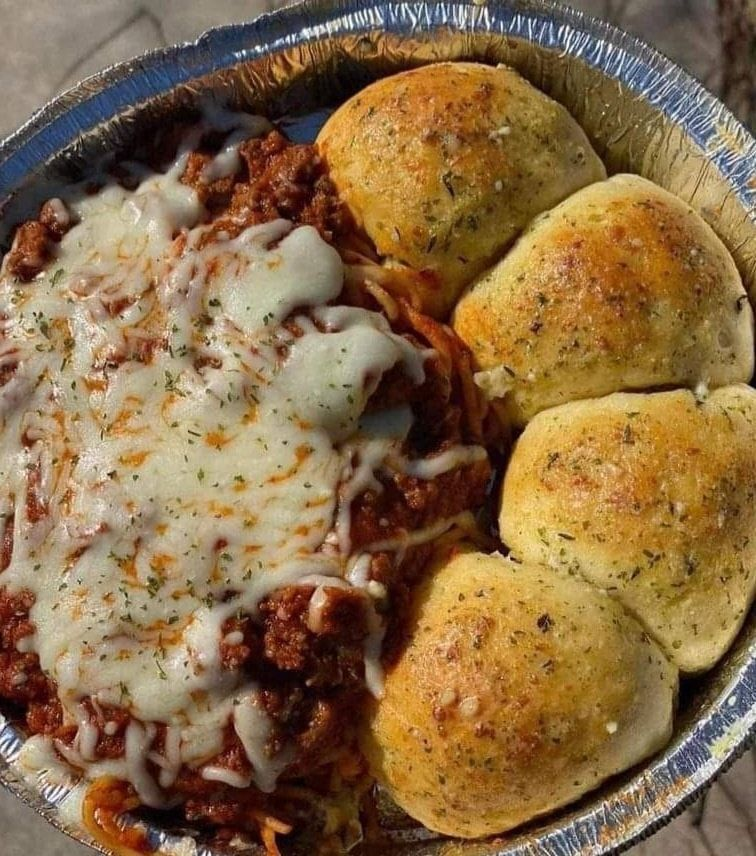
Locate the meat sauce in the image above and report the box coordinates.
[0,127,490,842]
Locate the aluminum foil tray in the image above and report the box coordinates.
[0,2,754,855]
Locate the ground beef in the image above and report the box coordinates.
[259,586,366,672]
[368,353,462,454]
[184,130,350,245]
[23,461,48,524]
[25,698,65,736]
[180,151,238,213]
[5,199,71,282]
[5,221,51,281]
[219,613,262,672]
[0,356,19,390]
[38,199,70,241]
[351,345,490,552]
[349,459,490,553]
[0,588,61,735]
[1,512,14,573]
[248,586,368,773]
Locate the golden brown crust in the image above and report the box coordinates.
[361,549,677,838]
[453,174,755,425]
[500,385,756,673]
[317,62,605,317]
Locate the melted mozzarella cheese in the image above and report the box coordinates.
[0,123,486,806]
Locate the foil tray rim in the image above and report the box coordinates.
[0,4,753,856]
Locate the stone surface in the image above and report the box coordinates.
[0,1,752,855]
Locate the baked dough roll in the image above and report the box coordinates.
[500,385,756,673]
[317,62,605,317]
[453,174,754,425]
[362,549,677,838]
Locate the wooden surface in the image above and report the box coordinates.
[0,1,752,855]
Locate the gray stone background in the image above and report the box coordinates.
[0,1,753,855]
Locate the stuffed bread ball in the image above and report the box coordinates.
[361,549,677,838]
[500,385,756,674]
[453,174,754,425]
[317,62,605,317]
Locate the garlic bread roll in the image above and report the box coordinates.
[500,385,756,673]
[362,549,677,838]
[317,62,605,317]
[453,174,754,425]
